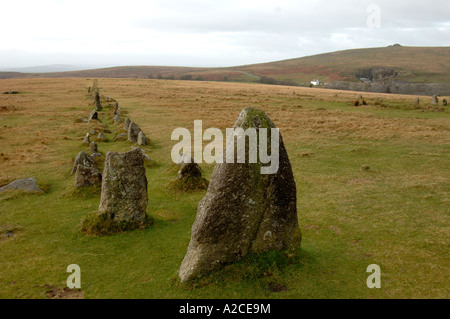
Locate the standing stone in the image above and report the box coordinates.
[98,148,148,223]
[89,141,98,154]
[128,122,140,143]
[88,110,98,121]
[113,101,119,111]
[178,107,301,283]
[74,164,102,188]
[432,95,439,105]
[137,131,147,146]
[94,91,102,111]
[413,98,420,105]
[124,117,131,131]
[83,133,90,144]
[443,99,447,106]
[71,151,97,174]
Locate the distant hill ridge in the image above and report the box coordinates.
[1,46,449,95]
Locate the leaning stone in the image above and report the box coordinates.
[128,122,140,143]
[0,177,44,193]
[88,110,98,121]
[98,148,148,223]
[71,151,97,174]
[178,107,301,283]
[89,141,98,154]
[124,117,131,131]
[137,131,147,145]
[83,133,90,144]
[74,164,102,188]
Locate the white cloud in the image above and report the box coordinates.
[0,0,448,68]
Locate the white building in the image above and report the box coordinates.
[310,79,321,86]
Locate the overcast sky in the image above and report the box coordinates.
[0,0,449,69]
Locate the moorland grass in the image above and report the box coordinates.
[0,78,448,299]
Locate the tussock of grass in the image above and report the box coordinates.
[80,211,153,236]
[183,248,302,289]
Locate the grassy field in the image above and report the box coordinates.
[0,78,449,299]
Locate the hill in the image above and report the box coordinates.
[1,46,449,90]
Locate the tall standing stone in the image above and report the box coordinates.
[443,99,447,106]
[98,148,148,223]
[178,107,301,283]
[94,91,102,111]
[128,122,140,143]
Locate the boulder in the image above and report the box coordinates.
[127,122,140,143]
[98,148,148,223]
[74,164,102,188]
[0,177,44,193]
[137,131,147,146]
[178,108,301,283]
[71,151,97,174]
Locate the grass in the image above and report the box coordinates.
[0,78,449,299]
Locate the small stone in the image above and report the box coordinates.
[124,117,131,131]
[443,99,447,106]
[431,95,438,105]
[128,122,140,143]
[89,141,98,154]
[97,133,107,142]
[137,131,147,145]
[83,133,90,144]
[0,177,44,193]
